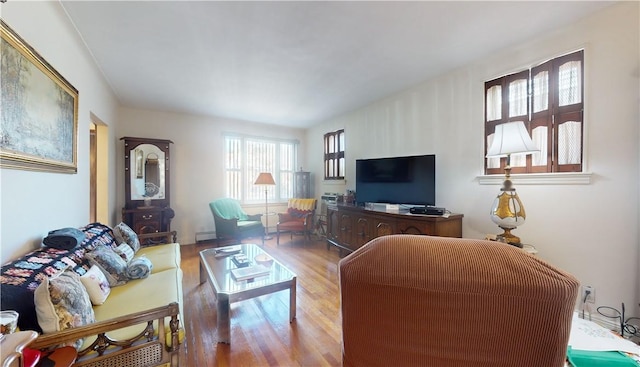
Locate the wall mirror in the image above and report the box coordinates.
[131,144,165,200]
[122,137,172,209]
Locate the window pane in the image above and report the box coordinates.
[338,157,345,177]
[558,121,581,164]
[533,71,549,113]
[226,137,241,169]
[486,133,501,169]
[511,154,526,167]
[508,79,527,117]
[338,131,345,153]
[486,85,502,121]
[226,170,241,199]
[531,126,548,166]
[328,135,335,153]
[224,135,296,203]
[279,172,293,198]
[558,61,582,106]
[280,144,294,170]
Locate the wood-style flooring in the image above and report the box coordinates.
[178,236,344,366]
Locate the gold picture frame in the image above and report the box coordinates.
[0,20,78,173]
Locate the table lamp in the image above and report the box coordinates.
[486,121,538,247]
[254,172,276,239]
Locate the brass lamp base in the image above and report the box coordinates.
[497,228,523,248]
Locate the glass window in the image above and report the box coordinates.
[324,129,345,180]
[224,134,298,203]
[484,50,583,174]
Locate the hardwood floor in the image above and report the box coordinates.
[178,236,344,366]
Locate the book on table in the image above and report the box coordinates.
[230,265,271,281]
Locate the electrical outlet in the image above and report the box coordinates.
[582,285,595,304]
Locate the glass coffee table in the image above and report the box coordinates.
[199,243,297,344]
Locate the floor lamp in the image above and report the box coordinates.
[254,172,276,240]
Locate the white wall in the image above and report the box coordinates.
[307,2,640,312]
[0,2,120,263]
[116,107,307,244]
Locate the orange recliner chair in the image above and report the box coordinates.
[339,234,579,367]
[276,198,317,245]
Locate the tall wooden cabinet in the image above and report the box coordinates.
[121,137,175,237]
[327,204,463,253]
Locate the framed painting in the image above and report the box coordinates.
[0,20,78,173]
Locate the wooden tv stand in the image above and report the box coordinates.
[326,204,463,253]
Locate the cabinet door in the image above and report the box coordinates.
[373,218,395,237]
[338,213,354,248]
[327,209,340,241]
[294,171,311,198]
[353,217,373,249]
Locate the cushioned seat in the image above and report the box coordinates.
[276,198,316,245]
[85,267,184,350]
[339,234,579,367]
[209,198,264,244]
[136,242,181,273]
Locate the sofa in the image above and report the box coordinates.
[0,222,183,367]
[339,234,579,367]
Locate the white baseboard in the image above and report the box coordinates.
[195,231,216,242]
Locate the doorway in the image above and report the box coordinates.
[89,114,109,224]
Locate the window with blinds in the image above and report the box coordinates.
[324,129,345,180]
[224,134,298,203]
[484,50,584,174]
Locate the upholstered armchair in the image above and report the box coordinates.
[209,198,264,245]
[276,198,317,245]
[339,234,579,367]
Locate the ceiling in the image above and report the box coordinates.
[61,1,614,129]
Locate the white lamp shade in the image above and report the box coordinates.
[486,121,538,157]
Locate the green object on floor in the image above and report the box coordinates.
[567,347,638,367]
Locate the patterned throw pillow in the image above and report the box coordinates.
[114,243,135,263]
[85,245,129,287]
[112,222,140,253]
[34,270,95,349]
[79,265,111,305]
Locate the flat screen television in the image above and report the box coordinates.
[355,154,435,206]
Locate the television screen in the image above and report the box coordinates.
[355,154,435,206]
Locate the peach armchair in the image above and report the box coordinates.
[276,198,317,245]
[339,234,579,367]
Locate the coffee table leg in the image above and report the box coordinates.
[199,259,205,284]
[289,276,297,322]
[217,293,231,344]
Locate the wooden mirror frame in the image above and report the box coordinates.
[122,137,173,210]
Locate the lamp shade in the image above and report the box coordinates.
[486,121,538,158]
[254,172,275,185]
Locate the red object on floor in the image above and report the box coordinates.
[37,346,77,367]
[21,348,42,367]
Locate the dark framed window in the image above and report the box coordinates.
[485,50,584,174]
[324,129,344,180]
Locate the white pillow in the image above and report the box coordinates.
[114,243,135,263]
[80,265,111,305]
